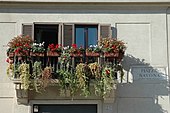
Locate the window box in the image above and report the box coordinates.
[30,52,44,57]
[86,52,100,57]
[47,51,60,57]
[70,53,83,57]
[104,52,119,57]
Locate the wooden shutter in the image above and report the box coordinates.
[22,23,33,39]
[62,24,74,46]
[98,24,111,39]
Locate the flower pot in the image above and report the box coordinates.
[70,53,83,57]
[104,52,119,57]
[30,52,44,57]
[86,52,100,57]
[47,51,60,57]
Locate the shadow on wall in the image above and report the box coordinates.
[118,54,169,113]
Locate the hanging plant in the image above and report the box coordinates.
[18,63,31,90]
[58,69,77,97]
[94,64,116,98]
[6,64,14,78]
[75,63,91,97]
[88,62,101,79]
[31,61,43,92]
[40,66,52,89]
[57,52,77,97]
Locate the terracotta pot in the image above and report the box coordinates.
[104,52,119,57]
[30,52,44,57]
[47,51,60,57]
[86,52,100,57]
[15,51,29,56]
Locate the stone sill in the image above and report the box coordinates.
[11,78,116,104]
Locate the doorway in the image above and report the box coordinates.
[33,104,97,113]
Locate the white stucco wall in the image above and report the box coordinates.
[0,3,169,113]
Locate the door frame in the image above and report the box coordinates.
[29,100,102,113]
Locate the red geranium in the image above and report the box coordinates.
[72,44,77,48]
[105,69,110,75]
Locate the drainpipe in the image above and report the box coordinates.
[166,6,170,112]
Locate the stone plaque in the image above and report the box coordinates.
[130,66,168,83]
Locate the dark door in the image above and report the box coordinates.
[33,104,97,113]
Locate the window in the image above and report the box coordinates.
[22,23,111,47]
[75,25,98,48]
[34,24,58,48]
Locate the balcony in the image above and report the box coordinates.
[6,36,126,104]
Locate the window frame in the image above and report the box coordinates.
[22,22,112,46]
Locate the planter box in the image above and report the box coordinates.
[15,52,29,57]
[47,51,60,57]
[86,52,100,57]
[30,52,44,57]
[70,53,83,57]
[104,52,119,57]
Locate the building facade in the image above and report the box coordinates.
[0,0,170,113]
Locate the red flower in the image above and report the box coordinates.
[6,58,9,63]
[55,44,59,49]
[14,48,21,54]
[25,43,29,47]
[48,44,55,50]
[112,45,116,49]
[15,43,20,47]
[72,44,77,48]
[105,69,110,75]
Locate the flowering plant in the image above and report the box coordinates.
[7,35,33,55]
[69,44,85,55]
[31,42,45,53]
[99,38,126,54]
[48,43,62,53]
[86,45,101,53]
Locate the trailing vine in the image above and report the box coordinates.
[94,64,115,98]
[32,61,43,92]
[75,63,91,97]
[41,66,52,89]
[7,64,14,78]
[18,63,31,90]
[57,52,77,97]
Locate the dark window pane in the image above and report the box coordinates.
[34,24,58,48]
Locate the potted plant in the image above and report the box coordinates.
[86,45,101,57]
[69,44,85,57]
[7,35,33,57]
[47,43,62,56]
[99,38,126,58]
[30,42,45,56]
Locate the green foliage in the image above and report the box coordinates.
[94,64,115,98]
[75,63,91,97]
[18,63,31,90]
[31,42,45,53]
